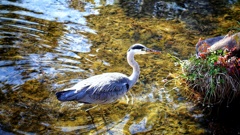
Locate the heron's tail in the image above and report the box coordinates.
[56,90,80,101]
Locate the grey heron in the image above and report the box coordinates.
[56,44,160,104]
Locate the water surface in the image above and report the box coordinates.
[0,0,239,134]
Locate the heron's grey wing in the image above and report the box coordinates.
[55,86,89,102]
[88,81,130,103]
[78,74,130,104]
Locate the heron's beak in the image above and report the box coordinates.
[146,48,161,54]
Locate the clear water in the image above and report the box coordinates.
[0,0,239,134]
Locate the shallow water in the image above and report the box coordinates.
[0,0,239,134]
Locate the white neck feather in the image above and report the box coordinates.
[127,50,140,87]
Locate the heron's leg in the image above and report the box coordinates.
[124,94,129,104]
[100,107,107,124]
[85,104,98,112]
[124,91,135,104]
[86,110,94,123]
[128,91,135,105]
[86,109,99,133]
[83,105,99,133]
[99,106,113,132]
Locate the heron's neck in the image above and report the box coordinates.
[127,51,140,87]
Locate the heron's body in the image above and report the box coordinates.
[57,73,130,104]
[56,44,160,104]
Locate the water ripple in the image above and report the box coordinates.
[0,0,98,88]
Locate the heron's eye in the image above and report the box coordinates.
[141,48,146,51]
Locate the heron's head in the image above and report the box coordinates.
[128,44,160,55]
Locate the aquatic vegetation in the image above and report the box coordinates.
[182,33,240,105]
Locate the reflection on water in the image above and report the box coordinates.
[0,0,239,134]
[120,0,239,32]
[0,0,98,88]
[0,0,100,133]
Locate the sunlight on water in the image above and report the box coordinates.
[0,0,99,88]
[0,0,239,134]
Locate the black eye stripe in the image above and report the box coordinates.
[128,44,146,52]
[131,45,144,50]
